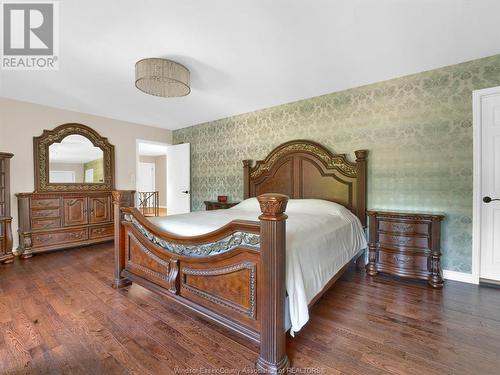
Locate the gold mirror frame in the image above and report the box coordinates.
[34,123,115,192]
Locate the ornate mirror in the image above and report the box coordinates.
[34,123,115,192]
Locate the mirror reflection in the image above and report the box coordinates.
[48,135,104,183]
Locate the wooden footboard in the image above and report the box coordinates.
[112,191,290,374]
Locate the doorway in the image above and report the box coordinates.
[473,86,500,284]
[136,140,168,217]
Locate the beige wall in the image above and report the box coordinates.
[0,97,172,249]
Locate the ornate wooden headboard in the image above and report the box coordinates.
[243,140,368,226]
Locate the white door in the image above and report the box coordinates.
[479,89,500,281]
[166,143,190,215]
[138,162,155,192]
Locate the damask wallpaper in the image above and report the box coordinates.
[174,54,500,273]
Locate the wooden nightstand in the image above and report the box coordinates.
[204,201,240,210]
[366,210,445,288]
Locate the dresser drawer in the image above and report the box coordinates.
[32,217,61,230]
[378,249,428,272]
[32,228,88,247]
[31,198,60,209]
[378,232,429,249]
[31,208,60,218]
[378,220,429,235]
[89,224,114,239]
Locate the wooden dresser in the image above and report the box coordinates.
[0,153,14,264]
[17,191,133,258]
[17,123,135,258]
[366,210,445,288]
[204,201,240,210]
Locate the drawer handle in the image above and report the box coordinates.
[389,235,412,245]
[391,223,413,233]
[393,255,413,264]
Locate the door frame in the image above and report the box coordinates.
[472,85,500,284]
[135,139,170,207]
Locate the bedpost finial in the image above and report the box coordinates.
[355,149,368,161]
[112,191,124,205]
[257,193,289,221]
[112,190,134,206]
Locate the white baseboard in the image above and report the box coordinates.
[443,269,478,284]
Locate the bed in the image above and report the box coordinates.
[112,140,368,374]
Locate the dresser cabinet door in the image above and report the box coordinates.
[63,197,88,226]
[89,196,111,224]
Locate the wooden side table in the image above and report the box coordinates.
[204,201,240,210]
[366,210,445,288]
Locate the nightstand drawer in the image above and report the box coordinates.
[378,220,429,235]
[204,201,239,210]
[378,249,428,271]
[379,232,429,249]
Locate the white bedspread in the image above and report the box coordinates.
[148,198,367,335]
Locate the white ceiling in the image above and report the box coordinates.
[49,134,103,163]
[1,0,500,130]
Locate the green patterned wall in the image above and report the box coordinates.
[84,158,104,183]
[174,54,500,273]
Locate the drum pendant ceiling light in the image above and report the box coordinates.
[135,58,190,97]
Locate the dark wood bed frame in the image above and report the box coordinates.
[112,140,368,374]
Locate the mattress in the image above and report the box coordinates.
[148,198,367,335]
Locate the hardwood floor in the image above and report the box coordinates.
[1,243,500,374]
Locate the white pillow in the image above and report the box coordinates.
[230,197,260,211]
[231,197,348,216]
[285,199,348,216]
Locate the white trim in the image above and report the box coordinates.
[443,269,477,284]
[472,86,500,285]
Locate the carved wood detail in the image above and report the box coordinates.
[366,210,445,288]
[243,140,368,226]
[126,232,179,294]
[181,262,257,319]
[17,191,134,258]
[33,123,115,192]
[250,141,357,178]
